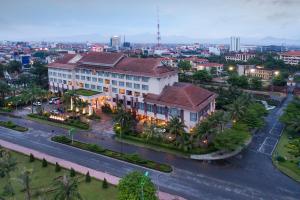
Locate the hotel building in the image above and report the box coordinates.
[279,51,300,65]
[48,52,216,130]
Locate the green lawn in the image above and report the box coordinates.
[75,89,101,96]
[272,131,300,182]
[0,151,117,199]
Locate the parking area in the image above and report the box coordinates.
[258,137,278,155]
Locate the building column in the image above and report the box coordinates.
[88,101,93,116]
[144,102,147,115]
[154,104,157,117]
[164,106,168,120]
[180,109,184,122]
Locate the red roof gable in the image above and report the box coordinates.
[79,52,124,65]
[281,51,300,56]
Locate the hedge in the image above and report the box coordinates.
[51,135,172,173]
[27,113,89,130]
[0,121,28,132]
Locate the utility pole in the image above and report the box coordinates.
[156,6,161,48]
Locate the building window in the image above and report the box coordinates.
[97,71,104,76]
[91,85,96,89]
[81,76,85,80]
[86,77,91,81]
[141,77,149,82]
[138,102,144,110]
[157,106,164,114]
[119,81,125,87]
[190,112,197,122]
[147,104,153,112]
[97,86,102,91]
[119,89,125,94]
[103,87,109,92]
[133,76,140,81]
[112,87,118,93]
[134,92,140,97]
[49,78,53,82]
[62,74,66,78]
[134,83,140,89]
[112,80,117,85]
[126,75,133,80]
[126,82,132,88]
[104,72,110,77]
[111,73,117,78]
[68,75,72,79]
[105,79,110,84]
[98,78,103,83]
[169,108,179,117]
[142,85,149,91]
[75,75,79,79]
[84,83,90,89]
[118,74,125,79]
[92,77,97,82]
[63,80,67,84]
[126,90,132,95]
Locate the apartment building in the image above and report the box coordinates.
[225,53,255,62]
[237,65,277,80]
[279,51,300,65]
[48,52,216,130]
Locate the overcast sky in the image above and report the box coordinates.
[0,0,299,42]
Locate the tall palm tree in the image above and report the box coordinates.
[0,80,10,107]
[212,111,230,133]
[226,96,249,122]
[114,106,134,133]
[53,175,82,200]
[17,168,33,200]
[166,116,186,141]
[24,85,46,113]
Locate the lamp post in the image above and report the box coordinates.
[272,71,280,92]
[68,127,76,144]
[140,171,149,200]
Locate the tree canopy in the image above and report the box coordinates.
[192,70,212,82]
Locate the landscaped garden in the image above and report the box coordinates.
[75,89,101,96]
[0,148,117,199]
[0,120,28,132]
[51,135,172,173]
[272,97,300,182]
[113,89,267,157]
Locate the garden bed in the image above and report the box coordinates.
[116,134,216,157]
[27,113,90,130]
[0,120,28,132]
[51,135,173,173]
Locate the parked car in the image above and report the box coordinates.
[49,97,60,104]
[50,109,60,114]
[33,101,42,106]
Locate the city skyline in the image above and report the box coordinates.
[0,0,300,44]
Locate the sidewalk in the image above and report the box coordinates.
[0,139,186,200]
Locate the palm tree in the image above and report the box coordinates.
[143,122,161,140]
[17,168,33,200]
[23,85,46,113]
[53,175,83,200]
[226,96,249,122]
[0,80,10,107]
[166,116,186,143]
[212,111,230,133]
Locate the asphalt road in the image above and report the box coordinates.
[0,94,299,200]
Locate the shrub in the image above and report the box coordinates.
[87,144,105,153]
[101,103,112,114]
[124,153,147,164]
[276,155,286,162]
[42,158,48,167]
[85,171,91,183]
[52,136,71,144]
[102,178,108,189]
[70,168,76,177]
[55,162,61,172]
[29,153,35,162]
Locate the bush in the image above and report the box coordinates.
[42,158,48,167]
[55,162,61,172]
[124,153,147,164]
[86,144,105,153]
[101,103,112,114]
[70,168,76,177]
[276,155,286,162]
[52,136,72,144]
[85,171,91,183]
[102,178,108,189]
[29,153,35,162]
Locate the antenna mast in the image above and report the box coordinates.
[156,6,161,48]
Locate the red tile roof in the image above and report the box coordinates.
[184,57,209,63]
[48,54,78,69]
[198,63,223,67]
[144,82,216,111]
[78,52,124,66]
[280,51,300,56]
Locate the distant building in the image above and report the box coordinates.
[91,45,104,52]
[237,65,277,80]
[110,36,121,50]
[225,53,255,62]
[123,42,131,48]
[258,45,286,53]
[195,63,224,75]
[230,36,240,52]
[208,47,221,55]
[279,51,300,65]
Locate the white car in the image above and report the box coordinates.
[33,101,42,106]
[49,97,60,104]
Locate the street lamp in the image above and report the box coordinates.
[228,66,234,71]
[274,71,280,76]
[140,171,149,200]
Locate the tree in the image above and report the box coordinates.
[30,61,48,89]
[272,75,286,86]
[250,77,262,90]
[280,98,300,135]
[178,60,192,73]
[7,61,22,73]
[29,154,35,162]
[53,175,83,200]
[0,81,10,107]
[142,122,162,140]
[85,171,91,183]
[114,106,134,135]
[23,85,46,113]
[70,168,76,177]
[17,168,32,200]
[213,128,250,151]
[227,74,249,88]
[226,95,252,122]
[192,70,212,82]
[166,116,186,139]
[0,150,17,196]
[102,178,108,189]
[42,158,47,167]
[55,162,61,172]
[117,171,157,200]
